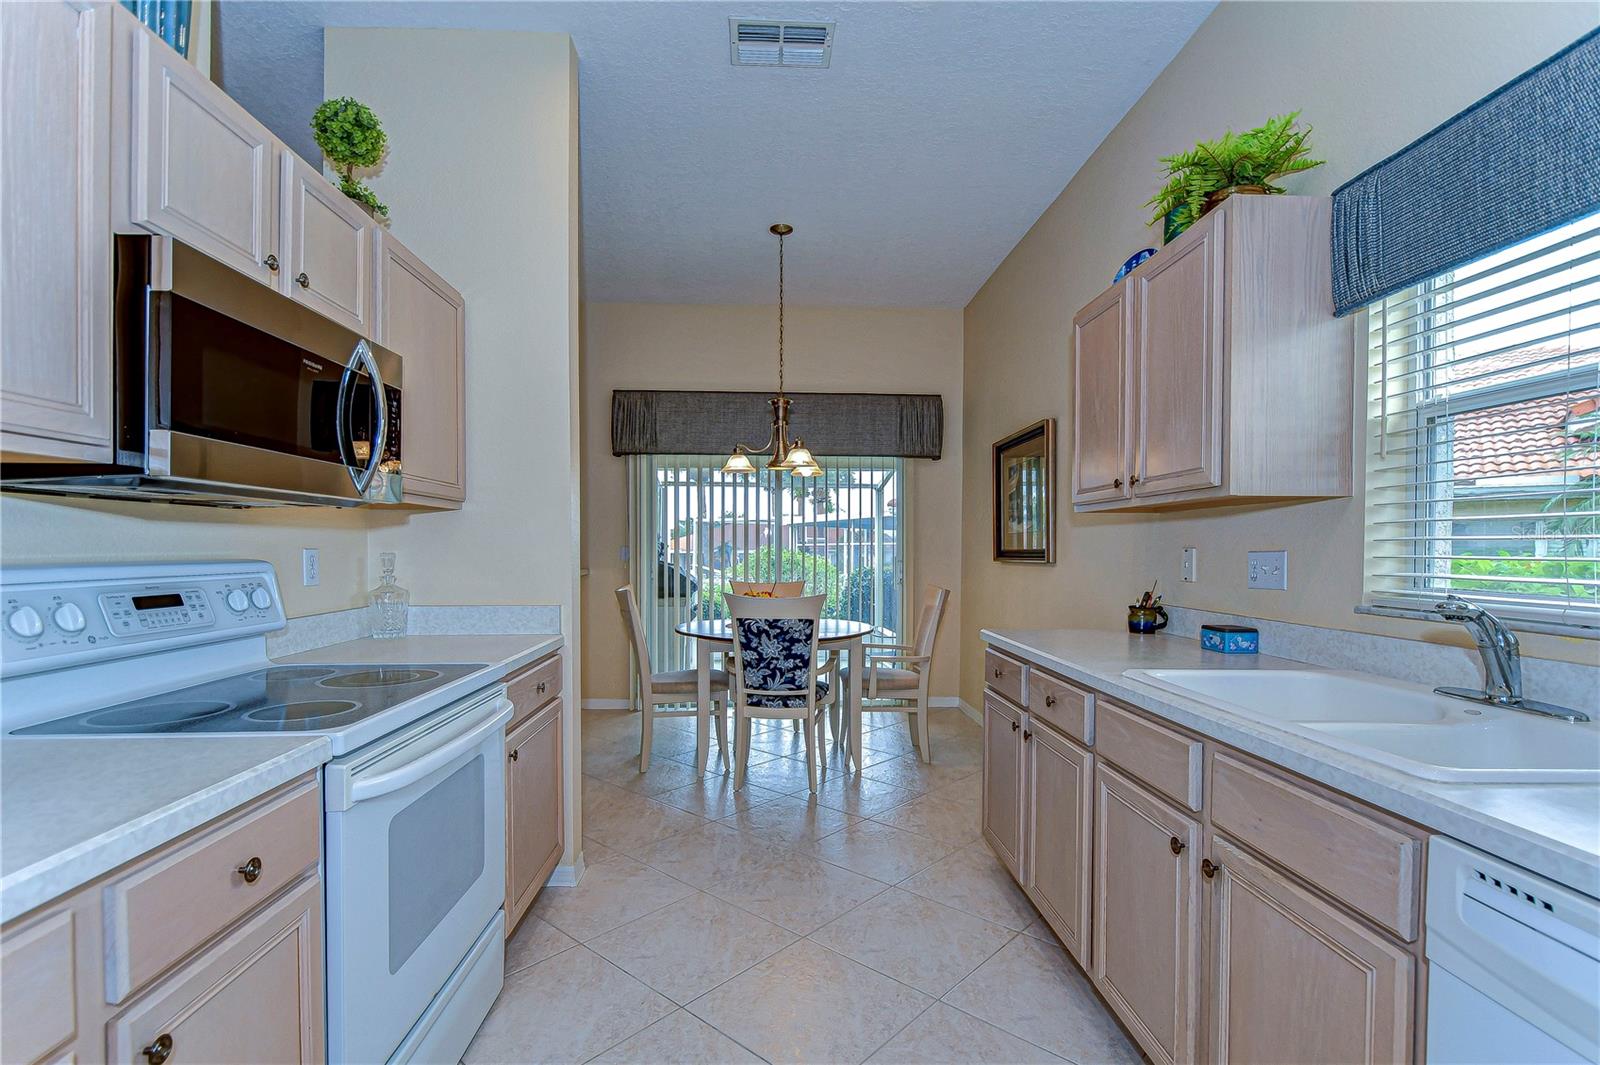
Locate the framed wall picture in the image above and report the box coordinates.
[993,418,1056,563]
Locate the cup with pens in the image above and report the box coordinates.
[1127,582,1168,634]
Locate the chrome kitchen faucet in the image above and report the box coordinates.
[1430,595,1589,723]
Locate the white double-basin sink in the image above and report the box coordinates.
[1123,668,1600,784]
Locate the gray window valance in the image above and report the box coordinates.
[1331,27,1600,316]
[611,390,944,459]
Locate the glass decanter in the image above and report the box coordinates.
[368,552,409,639]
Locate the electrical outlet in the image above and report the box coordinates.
[1247,549,1288,591]
[1181,547,1198,583]
[302,547,320,587]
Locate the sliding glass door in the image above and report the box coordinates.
[629,455,906,677]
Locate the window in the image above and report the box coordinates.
[628,455,906,676]
[1366,210,1600,632]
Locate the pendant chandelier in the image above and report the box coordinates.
[720,223,823,478]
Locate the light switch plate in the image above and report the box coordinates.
[1247,550,1288,590]
[1181,547,1198,583]
[302,548,320,587]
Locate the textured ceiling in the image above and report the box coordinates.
[217,1,1214,306]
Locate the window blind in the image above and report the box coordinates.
[627,455,907,681]
[1365,209,1600,632]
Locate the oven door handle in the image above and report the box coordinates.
[347,697,513,803]
[335,338,387,495]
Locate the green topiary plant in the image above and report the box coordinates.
[1146,111,1323,232]
[311,97,389,218]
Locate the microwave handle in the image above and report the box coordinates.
[336,339,387,494]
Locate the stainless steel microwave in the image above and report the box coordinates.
[1,237,402,507]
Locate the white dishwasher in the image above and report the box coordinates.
[1426,837,1599,1064]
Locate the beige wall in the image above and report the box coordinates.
[327,28,585,864]
[960,1,1600,708]
[582,302,964,703]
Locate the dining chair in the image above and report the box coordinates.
[728,579,807,597]
[616,586,729,773]
[834,585,949,763]
[725,592,830,792]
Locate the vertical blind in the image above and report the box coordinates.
[1365,208,1600,629]
[628,456,907,680]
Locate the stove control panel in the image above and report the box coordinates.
[0,562,286,678]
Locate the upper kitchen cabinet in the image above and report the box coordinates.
[122,8,277,287]
[280,153,375,336]
[1071,195,1352,511]
[376,230,466,505]
[1,1,114,463]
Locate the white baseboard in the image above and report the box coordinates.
[957,699,981,723]
[546,854,584,887]
[582,698,630,711]
[929,696,961,708]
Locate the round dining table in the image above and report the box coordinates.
[674,617,876,777]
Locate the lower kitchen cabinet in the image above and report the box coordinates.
[107,875,323,1065]
[981,692,1024,879]
[507,698,564,929]
[1207,836,1414,1065]
[1093,761,1201,1065]
[1024,720,1093,966]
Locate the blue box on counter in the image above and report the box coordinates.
[1201,624,1259,654]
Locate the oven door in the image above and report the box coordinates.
[150,241,403,504]
[324,687,511,1064]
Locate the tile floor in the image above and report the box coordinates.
[464,709,1140,1065]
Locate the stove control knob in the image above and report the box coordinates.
[8,606,44,639]
[250,586,273,611]
[52,603,86,633]
[226,589,250,613]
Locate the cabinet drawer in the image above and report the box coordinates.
[1209,752,1422,940]
[1096,700,1202,811]
[0,909,76,1064]
[507,653,562,731]
[108,875,323,1065]
[1027,670,1093,745]
[104,777,321,1002]
[984,648,1026,706]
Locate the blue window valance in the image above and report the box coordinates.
[1331,27,1600,316]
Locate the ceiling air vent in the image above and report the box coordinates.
[729,19,835,68]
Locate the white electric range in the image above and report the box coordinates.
[1,561,511,1065]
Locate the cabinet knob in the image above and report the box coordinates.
[1129,475,1141,486]
[509,748,519,761]
[1044,694,1056,708]
[1169,836,1185,856]
[536,681,547,694]
[993,667,1003,678]
[295,272,310,288]
[1010,719,1019,732]
[1202,858,1219,879]
[1022,729,1032,742]
[1113,478,1124,489]
[236,856,263,883]
[142,1034,173,1065]
[263,254,279,271]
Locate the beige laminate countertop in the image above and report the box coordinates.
[1,633,563,925]
[982,627,1600,898]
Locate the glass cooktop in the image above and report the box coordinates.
[11,663,488,736]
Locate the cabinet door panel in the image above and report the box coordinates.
[507,699,564,930]
[281,154,373,335]
[1208,836,1413,1065]
[0,0,113,461]
[376,231,465,502]
[1133,212,1224,496]
[1025,722,1092,966]
[1072,281,1132,503]
[981,693,1024,879]
[130,29,275,285]
[1093,762,1200,1065]
[108,876,323,1065]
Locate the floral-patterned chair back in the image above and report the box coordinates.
[725,593,826,708]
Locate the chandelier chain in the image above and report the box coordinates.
[777,229,785,397]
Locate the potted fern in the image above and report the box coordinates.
[1147,112,1323,243]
